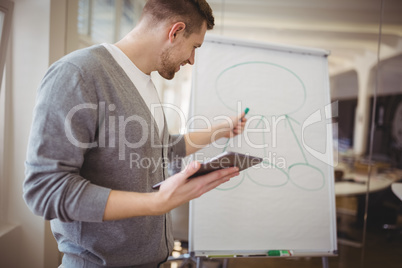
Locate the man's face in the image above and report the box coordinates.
[158,22,207,80]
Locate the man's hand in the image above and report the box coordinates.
[184,112,247,155]
[221,112,247,139]
[103,161,239,220]
[153,161,240,214]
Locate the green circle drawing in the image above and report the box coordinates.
[288,163,325,191]
[247,161,290,188]
[215,61,307,116]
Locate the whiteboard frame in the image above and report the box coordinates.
[203,34,330,57]
[189,35,337,258]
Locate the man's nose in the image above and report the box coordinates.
[188,49,195,65]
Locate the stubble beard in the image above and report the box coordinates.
[159,47,177,80]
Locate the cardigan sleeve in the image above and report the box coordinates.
[23,60,111,223]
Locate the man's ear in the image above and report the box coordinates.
[168,22,186,42]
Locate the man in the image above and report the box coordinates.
[23,0,245,267]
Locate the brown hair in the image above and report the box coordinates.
[141,0,215,37]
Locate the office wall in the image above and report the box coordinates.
[0,0,66,267]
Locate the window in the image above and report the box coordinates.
[77,0,145,46]
[0,0,14,224]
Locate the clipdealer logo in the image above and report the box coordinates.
[64,102,150,160]
[64,101,338,167]
[301,101,338,167]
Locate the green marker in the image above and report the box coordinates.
[267,250,292,257]
[241,108,249,121]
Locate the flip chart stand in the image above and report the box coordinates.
[322,257,329,268]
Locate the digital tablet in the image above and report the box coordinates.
[152,151,263,189]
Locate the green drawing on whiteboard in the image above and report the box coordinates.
[213,61,326,191]
[215,61,307,116]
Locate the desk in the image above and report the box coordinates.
[335,171,402,196]
[335,169,402,246]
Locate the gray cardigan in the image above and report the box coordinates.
[23,45,186,267]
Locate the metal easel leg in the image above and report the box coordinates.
[196,257,203,268]
[222,258,229,268]
[322,257,329,268]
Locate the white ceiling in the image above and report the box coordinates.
[206,0,402,76]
